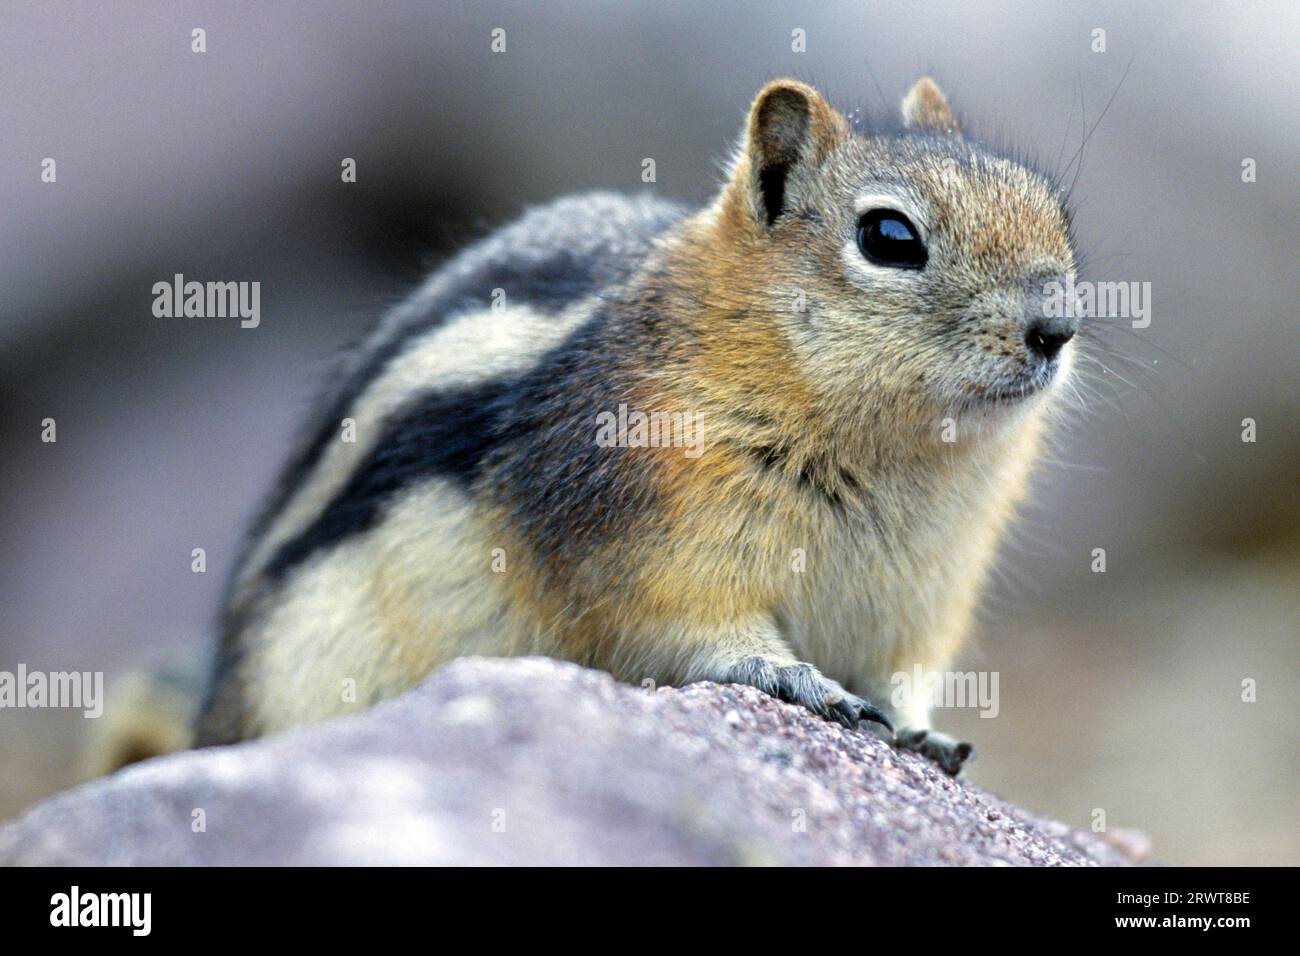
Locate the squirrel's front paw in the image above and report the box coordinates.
[894,728,974,776]
[726,657,893,732]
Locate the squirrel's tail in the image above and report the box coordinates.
[78,666,203,780]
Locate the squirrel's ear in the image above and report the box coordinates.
[730,79,848,228]
[901,77,960,135]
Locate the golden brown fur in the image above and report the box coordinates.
[189,78,1080,776]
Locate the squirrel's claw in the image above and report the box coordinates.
[726,657,893,733]
[831,694,893,732]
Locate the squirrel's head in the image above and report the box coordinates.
[707,78,1078,438]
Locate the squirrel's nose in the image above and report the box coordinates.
[1024,316,1075,361]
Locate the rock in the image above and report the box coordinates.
[0,658,1143,865]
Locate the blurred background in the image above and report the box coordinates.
[1,1,1295,864]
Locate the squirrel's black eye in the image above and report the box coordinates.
[857,210,927,270]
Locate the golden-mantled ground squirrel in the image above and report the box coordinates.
[196,78,1079,775]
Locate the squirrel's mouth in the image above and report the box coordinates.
[962,362,1060,408]
[974,381,1046,403]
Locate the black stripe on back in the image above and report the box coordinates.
[239,198,686,579]
[262,378,513,581]
[260,306,662,584]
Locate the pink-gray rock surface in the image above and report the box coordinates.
[0,657,1142,865]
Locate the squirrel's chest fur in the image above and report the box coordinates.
[779,452,1030,703]
[199,192,1037,742]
